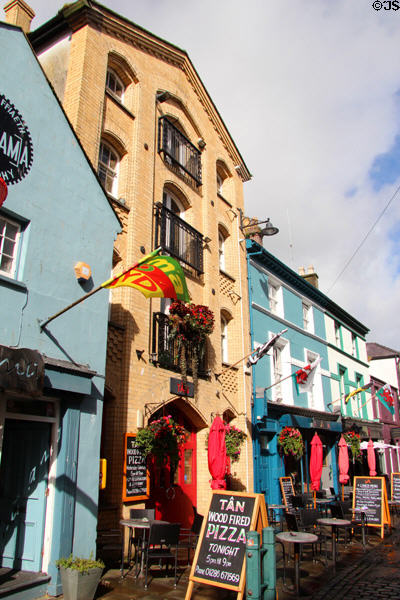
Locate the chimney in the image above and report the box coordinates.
[4,0,35,33]
[299,265,319,289]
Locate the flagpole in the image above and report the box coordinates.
[40,248,161,330]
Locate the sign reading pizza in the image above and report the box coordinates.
[0,94,33,185]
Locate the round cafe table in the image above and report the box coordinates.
[276,531,318,596]
[317,518,351,566]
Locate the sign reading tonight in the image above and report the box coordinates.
[0,94,33,185]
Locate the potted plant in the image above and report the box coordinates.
[225,423,247,464]
[277,426,304,460]
[168,301,215,396]
[135,415,187,472]
[56,555,105,600]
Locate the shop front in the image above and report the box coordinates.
[253,396,342,505]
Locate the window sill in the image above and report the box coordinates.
[0,273,27,291]
[219,269,236,282]
[105,90,135,120]
[221,362,238,371]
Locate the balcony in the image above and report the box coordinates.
[158,116,202,186]
[154,203,204,274]
[152,312,207,376]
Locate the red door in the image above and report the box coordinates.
[150,410,197,529]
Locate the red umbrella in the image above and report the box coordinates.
[338,435,350,501]
[367,439,377,476]
[208,415,227,489]
[310,433,323,506]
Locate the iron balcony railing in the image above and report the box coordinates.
[152,312,207,376]
[154,203,204,274]
[158,116,202,186]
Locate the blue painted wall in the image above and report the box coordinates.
[0,25,120,594]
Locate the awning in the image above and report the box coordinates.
[342,417,383,440]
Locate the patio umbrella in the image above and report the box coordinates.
[310,432,323,507]
[338,435,350,501]
[208,415,227,489]
[367,439,377,477]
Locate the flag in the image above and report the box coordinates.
[294,357,322,393]
[0,178,7,207]
[345,383,371,404]
[101,249,190,301]
[246,329,288,367]
[376,384,395,415]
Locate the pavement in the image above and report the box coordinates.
[38,513,400,600]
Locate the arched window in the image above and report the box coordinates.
[106,68,125,101]
[98,141,120,196]
[221,315,229,364]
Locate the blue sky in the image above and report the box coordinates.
[19,0,400,349]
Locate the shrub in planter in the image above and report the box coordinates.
[56,555,105,600]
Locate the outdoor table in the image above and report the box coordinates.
[276,531,318,596]
[317,517,351,566]
[120,518,169,578]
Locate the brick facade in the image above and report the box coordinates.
[31,0,254,527]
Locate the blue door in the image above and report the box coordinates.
[0,419,51,571]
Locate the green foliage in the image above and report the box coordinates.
[225,424,247,463]
[344,431,362,462]
[56,555,104,574]
[135,416,187,471]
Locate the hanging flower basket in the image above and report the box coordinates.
[168,301,215,396]
[135,416,187,471]
[278,426,304,460]
[344,431,362,462]
[225,424,247,463]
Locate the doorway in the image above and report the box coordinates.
[0,419,51,571]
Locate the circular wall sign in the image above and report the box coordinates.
[0,94,33,185]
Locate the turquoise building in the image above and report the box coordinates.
[0,23,120,598]
[246,240,342,507]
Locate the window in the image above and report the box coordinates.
[305,351,322,409]
[270,336,291,403]
[273,345,283,399]
[221,315,228,363]
[0,215,21,277]
[217,172,224,195]
[352,333,359,358]
[302,303,314,333]
[334,321,341,347]
[106,68,125,101]
[98,142,120,196]
[158,116,202,186]
[268,280,282,317]
[218,231,225,271]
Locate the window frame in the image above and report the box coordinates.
[105,67,125,102]
[221,314,229,364]
[0,213,21,278]
[0,210,28,282]
[268,279,283,318]
[98,141,120,197]
[302,302,314,334]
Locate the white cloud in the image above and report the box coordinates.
[27,0,400,348]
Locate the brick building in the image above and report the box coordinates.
[23,0,254,531]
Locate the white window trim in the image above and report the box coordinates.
[269,335,292,404]
[218,230,225,271]
[98,141,120,198]
[221,315,228,363]
[106,67,125,102]
[0,214,21,278]
[302,302,314,334]
[268,278,283,318]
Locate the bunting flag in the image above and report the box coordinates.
[246,329,288,367]
[101,249,190,301]
[294,357,322,394]
[345,383,371,404]
[376,384,395,415]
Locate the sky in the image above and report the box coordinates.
[21,0,400,350]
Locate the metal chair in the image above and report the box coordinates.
[142,522,181,588]
[179,513,203,564]
[128,508,155,572]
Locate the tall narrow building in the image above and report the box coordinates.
[29,0,253,533]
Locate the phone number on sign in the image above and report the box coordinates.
[203,568,240,583]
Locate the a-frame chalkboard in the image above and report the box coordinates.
[185,491,268,600]
[353,476,391,538]
[279,476,295,511]
[391,472,400,502]
[122,433,149,502]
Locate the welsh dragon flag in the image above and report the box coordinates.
[376,384,395,416]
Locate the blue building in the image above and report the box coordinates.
[246,240,342,506]
[0,23,120,598]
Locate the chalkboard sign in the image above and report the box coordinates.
[122,433,149,502]
[186,491,268,599]
[353,476,390,538]
[279,476,295,511]
[391,473,400,502]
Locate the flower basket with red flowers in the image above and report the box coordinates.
[344,431,362,462]
[225,424,247,463]
[135,416,187,471]
[168,301,215,395]
[278,426,304,460]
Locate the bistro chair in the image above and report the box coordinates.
[179,513,204,564]
[142,522,181,589]
[128,508,155,571]
[266,503,282,532]
[331,501,367,549]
